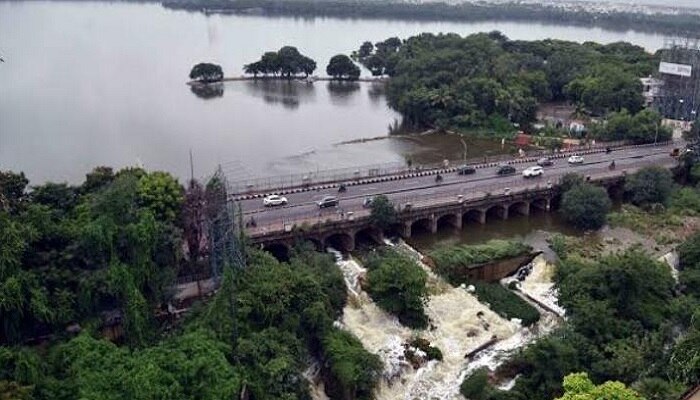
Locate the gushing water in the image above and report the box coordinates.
[321,245,563,400]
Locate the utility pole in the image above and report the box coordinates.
[460,138,468,162]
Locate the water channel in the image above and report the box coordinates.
[0,0,669,183]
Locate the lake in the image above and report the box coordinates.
[0,1,668,184]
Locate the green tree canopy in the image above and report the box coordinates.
[326,54,361,80]
[368,194,397,231]
[365,249,429,328]
[556,373,643,400]
[560,183,611,230]
[244,47,316,78]
[624,166,673,207]
[189,63,223,83]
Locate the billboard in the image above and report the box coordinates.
[659,61,693,77]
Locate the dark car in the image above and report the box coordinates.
[536,157,553,167]
[317,195,339,208]
[457,165,476,175]
[497,165,516,175]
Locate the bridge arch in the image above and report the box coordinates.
[485,204,508,221]
[437,213,461,231]
[263,242,291,262]
[354,227,384,248]
[324,232,355,252]
[411,217,436,235]
[530,198,550,213]
[463,209,485,225]
[508,201,530,217]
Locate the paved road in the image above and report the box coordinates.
[238,142,679,228]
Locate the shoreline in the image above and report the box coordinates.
[187,75,389,86]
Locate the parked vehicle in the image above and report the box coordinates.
[317,195,339,208]
[522,166,544,178]
[497,164,516,175]
[536,157,553,167]
[567,155,584,164]
[457,165,476,175]
[262,194,288,207]
[362,197,374,208]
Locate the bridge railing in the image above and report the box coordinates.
[246,157,678,238]
[226,139,636,195]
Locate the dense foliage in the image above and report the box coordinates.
[559,180,611,230]
[556,373,643,400]
[326,54,361,80]
[244,46,317,78]
[589,109,672,144]
[429,240,532,285]
[489,246,699,400]
[368,194,397,231]
[364,249,428,329]
[0,169,382,400]
[189,63,223,83]
[624,166,674,207]
[354,33,656,133]
[472,283,540,327]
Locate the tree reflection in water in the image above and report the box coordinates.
[189,82,224,99]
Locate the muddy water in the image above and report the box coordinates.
[408,212,582,256]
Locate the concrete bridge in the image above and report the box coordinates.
[247,173,629,259]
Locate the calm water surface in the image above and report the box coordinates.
[0,1,667,183]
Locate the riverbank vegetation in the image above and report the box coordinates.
[244,46,316,78]
[462,243,699,400]
[471,283,540,327]
[429,240,532,286]
[353,32,662,139]
[161,0,700,37]
[326,54,361,81]
[0,168,382,399]
[364,249,429,329]
[559,179,612,230]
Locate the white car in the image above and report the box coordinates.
[522,166,544,178]
[567,155,584,164]
[263,194,288,207]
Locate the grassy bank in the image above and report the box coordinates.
[430,240,532,286]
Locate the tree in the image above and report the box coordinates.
[136,171,184,224]
[368,194,397,231]
[82,166,114,194]
[624,166,673,207]
[0,171,28,213]
[244,47,316,78]
[189,63,223,83]
[358,41,373,58]
[326,54,361,80]
[560,183,611,230]
[322,328,382,400]
[556,373,643,400]
[182,179,206,273]
[365,250,428,328]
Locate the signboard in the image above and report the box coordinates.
[659,61,693,77]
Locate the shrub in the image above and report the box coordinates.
[560,183,611,230]
[365,250,429,329]
[460,367,491,400]
[624,166,673,207]
[472,283,540,326]
[322,328,382,400]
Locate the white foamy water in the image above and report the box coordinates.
[316,247,563,400]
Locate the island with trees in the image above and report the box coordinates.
[244,46,317,79]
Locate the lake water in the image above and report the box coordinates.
[0,1,668,183]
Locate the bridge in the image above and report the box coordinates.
[235,141,680,257]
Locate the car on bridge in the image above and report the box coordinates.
[263,194,288,207]
[497,164,516,176]
[537,157,553,167]
[567,155,584,164]
[522,166,544,178]
[457,165,476,175]
[317,195,339,208]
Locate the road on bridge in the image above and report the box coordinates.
[238,142,680,230]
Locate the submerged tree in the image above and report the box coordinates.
[326,54,361,81]
[189,63,224,83]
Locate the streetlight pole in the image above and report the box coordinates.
[460,138,468,162]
